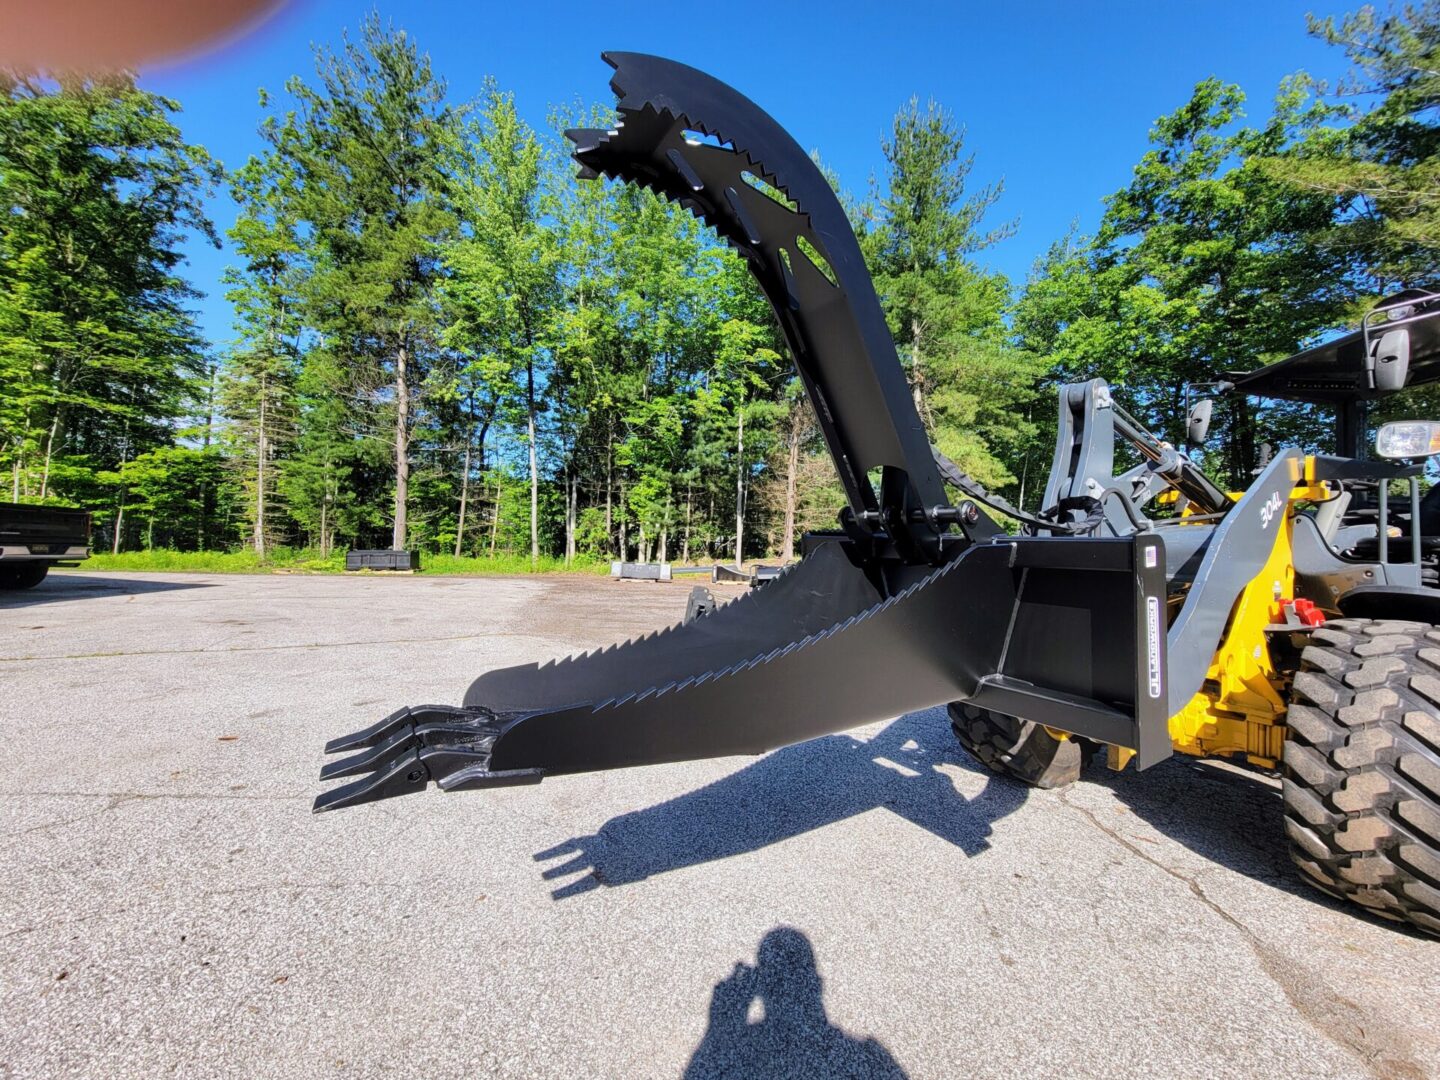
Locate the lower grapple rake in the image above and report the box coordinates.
[317,542,887,811]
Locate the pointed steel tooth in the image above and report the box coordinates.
[320,738,408,781]
[323,706,415,754]
[312,749,430,812]
[319,722,497,780]
[564,127,605,153]
[324,705,487,755]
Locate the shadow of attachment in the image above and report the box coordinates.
[685,928,908,1080]
[535,708,1027,900]
[0,572,212,607]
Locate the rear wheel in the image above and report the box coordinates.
[0,562,48,590]
[1282,618,1440,935]
[948,702,1083,789]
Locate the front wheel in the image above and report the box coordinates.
[1282,618,1440,936]
[0,562,48,590]
[948,702,1083,789]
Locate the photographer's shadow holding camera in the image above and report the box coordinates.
[685,928,908,1080]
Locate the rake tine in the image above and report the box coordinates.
[323,705,476,754]
[319,723,496,781]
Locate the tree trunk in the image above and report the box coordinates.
[455,434,472,558]
[526,358,539,564]
[734,403,745,567]
[321,464,334,558]
[909,315,930,427]
[782,418,799,562]
[203,363,217,448]
[112,502,124,555]
[706,493,715,559]
[604,427,614,557]
[659,493,671,563]
[489,470,502,556]
[392,342,410,551]
[565,471,577,566]
[617,479,627,562]
[681,483,693,563]
[39,412,60,500]
[254,378,267,557]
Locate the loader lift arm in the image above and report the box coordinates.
[314,54,1171,813]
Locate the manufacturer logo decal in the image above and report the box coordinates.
[1259,490,1284,530]
[1146,595,1163,699]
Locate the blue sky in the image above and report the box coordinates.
[140,0,1348,352]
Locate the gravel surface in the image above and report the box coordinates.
[2,570,1438,1080]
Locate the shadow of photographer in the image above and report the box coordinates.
[535,707,1027,899]
[685,927,907,1080]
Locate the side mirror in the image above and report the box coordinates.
[1375,420,1440,459]
[1372,327,1411,391]
[1186,398,1213,447]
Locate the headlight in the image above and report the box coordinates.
[1375,420,1440,459]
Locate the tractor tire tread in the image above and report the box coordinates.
[947,703,1081,789]
[1283,618,1440,936]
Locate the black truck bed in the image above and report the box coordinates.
[0,502,91,566]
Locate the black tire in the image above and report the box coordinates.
[948,702,1083,789]
[1282,618,1440,935]
[0,562,48,590]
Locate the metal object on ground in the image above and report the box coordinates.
[317,53,1175,811]
[611,562,672,582]
[711,564,754,585]
[345,550,420,572]
[684,586,717,623]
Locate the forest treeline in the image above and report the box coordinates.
[2,4,1436,564]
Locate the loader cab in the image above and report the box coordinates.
[1223,287,1440,458]
[1216,287,1440,611]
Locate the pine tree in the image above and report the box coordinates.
[0,71,218,515]
[266,15,457,550]
[221,147,304,555]
[442,83,559,565]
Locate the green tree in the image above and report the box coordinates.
[443,84,559,564]
[1016,79,1351,484]
[100,445,229,551]
[266,15,457,550]
[1276,2,1440,286]
[870,97,1041,489]
[221,146,304,555]
[0,72,218,512]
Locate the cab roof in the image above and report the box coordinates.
[1226,288,1440,404]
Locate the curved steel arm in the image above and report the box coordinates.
[566,52,950,560]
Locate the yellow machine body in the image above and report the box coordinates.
[1125,460,1334,769]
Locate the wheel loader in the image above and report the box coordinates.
[315,52,1440,936]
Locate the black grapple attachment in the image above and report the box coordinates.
[315,53,1174,813]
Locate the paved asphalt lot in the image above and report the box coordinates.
[2,570,1438,1080]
